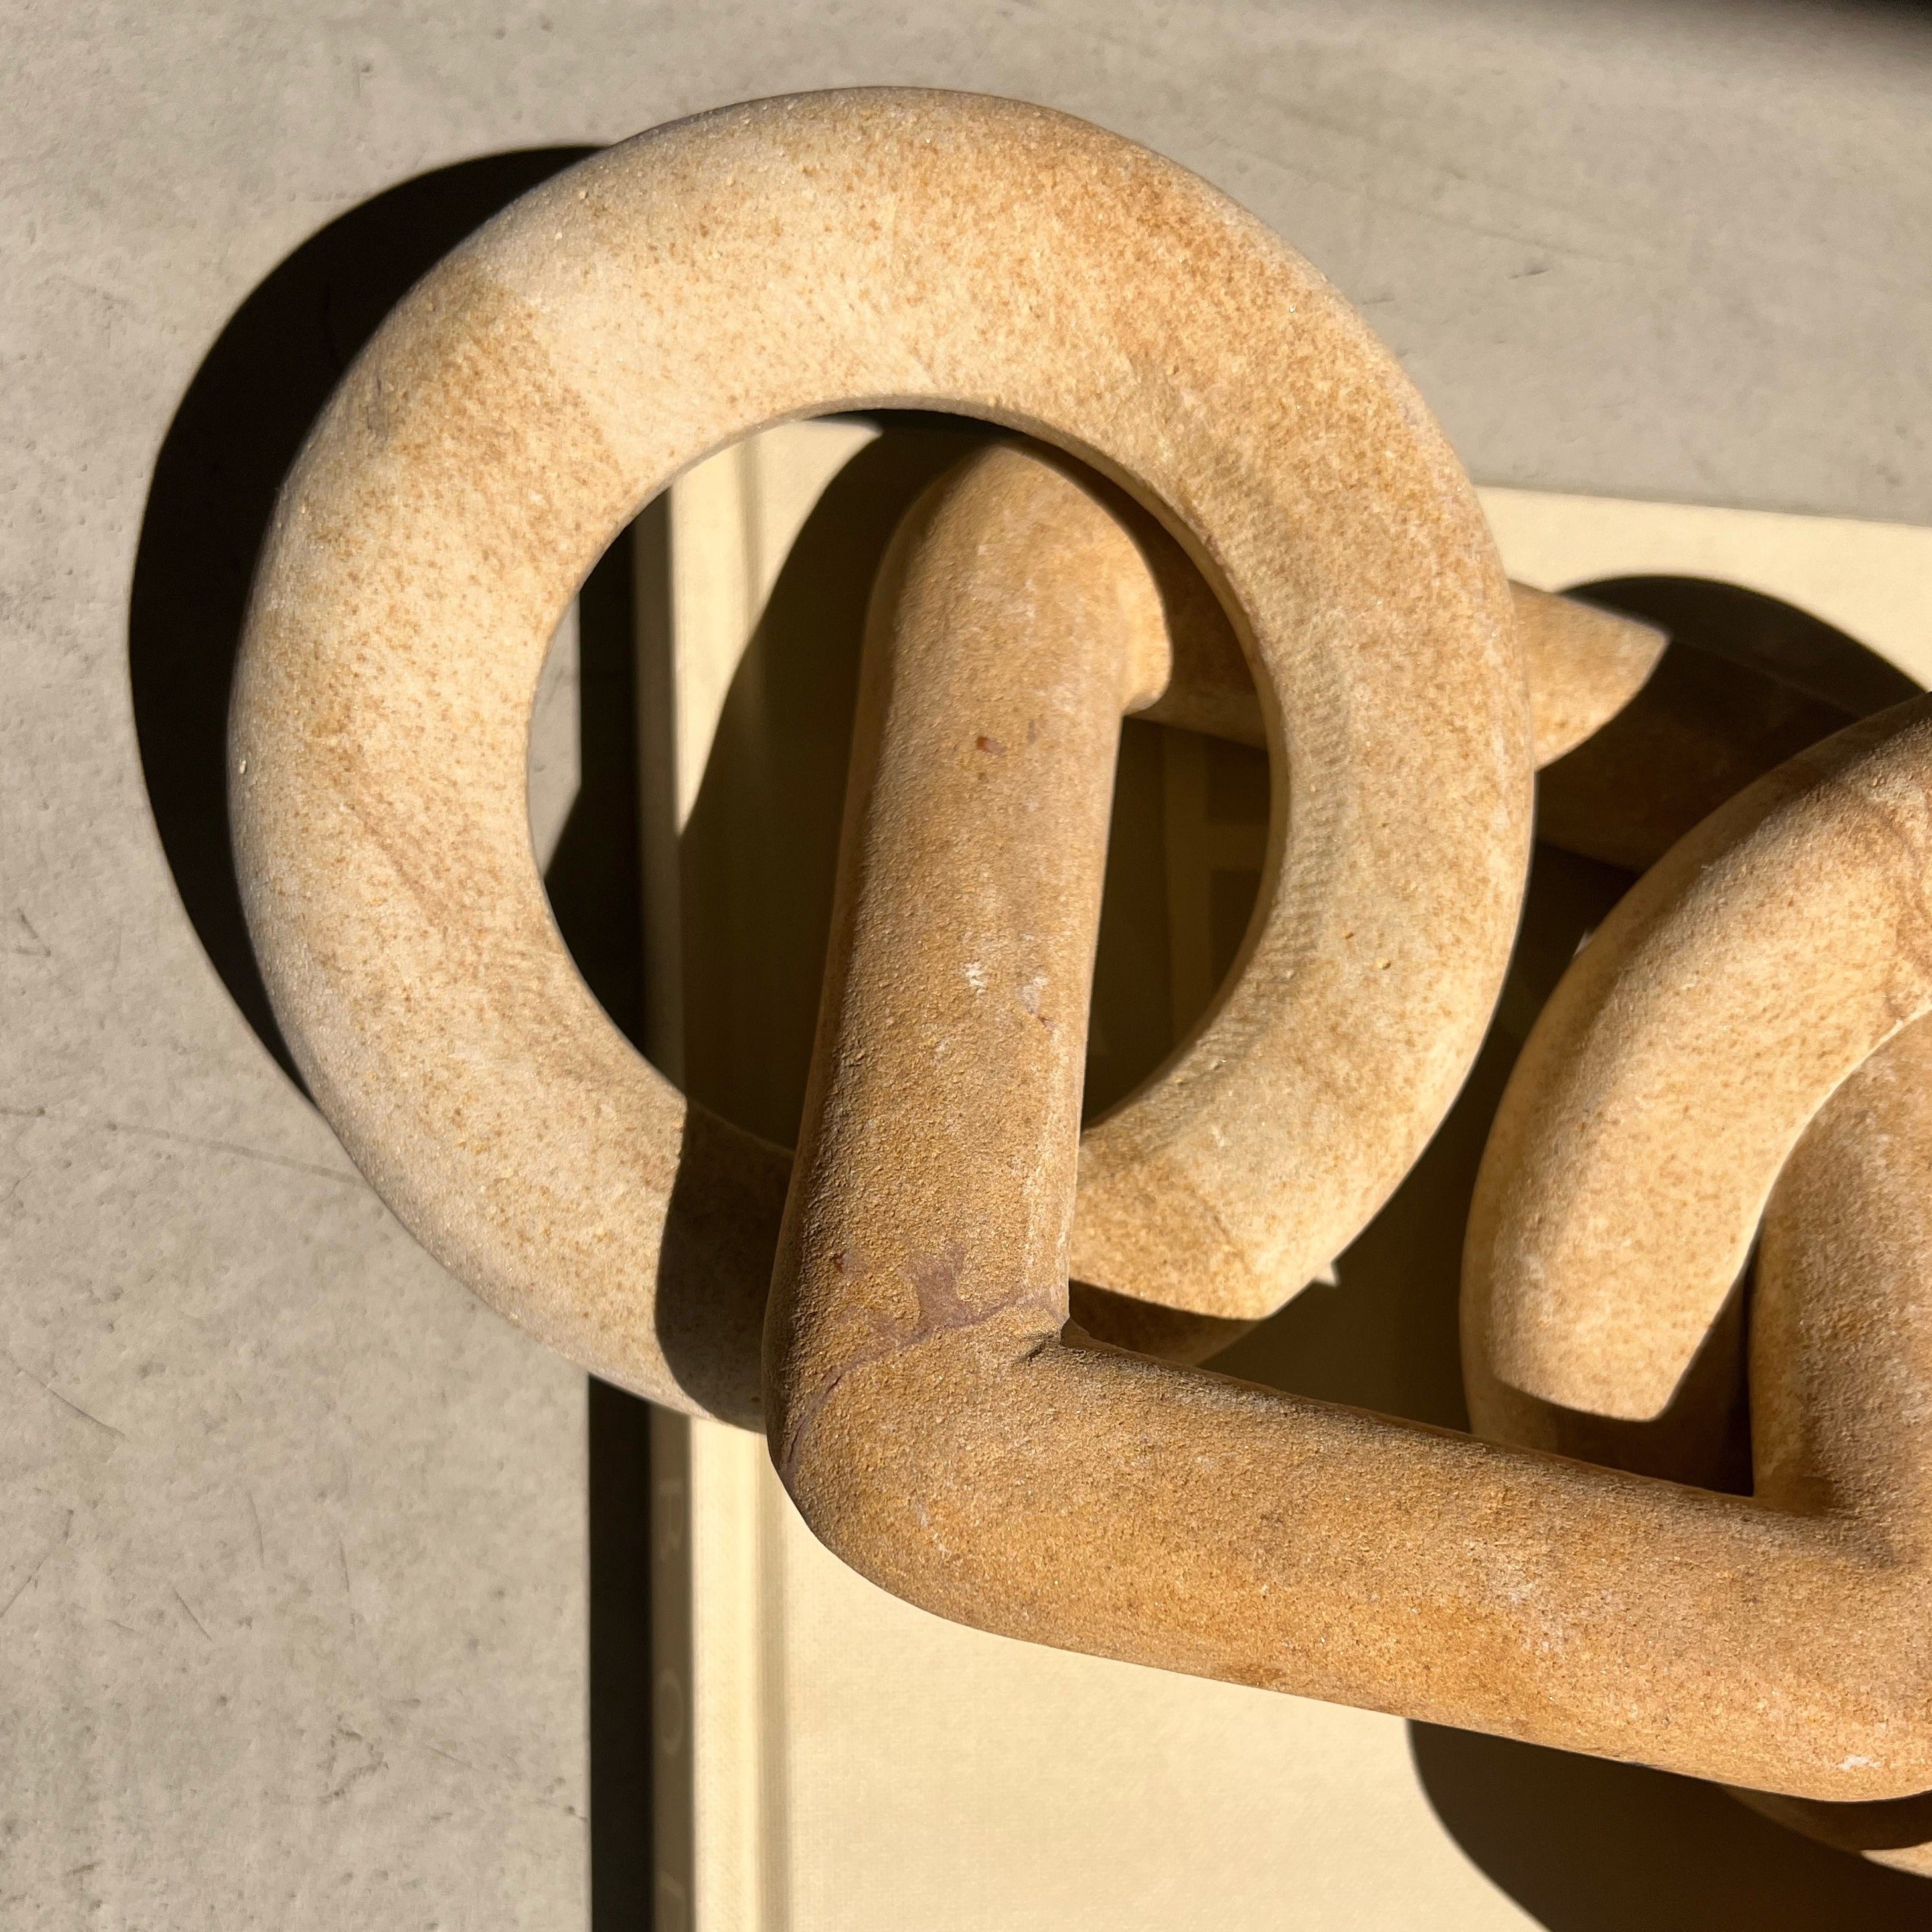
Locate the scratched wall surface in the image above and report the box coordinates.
[4,2,1931,1926]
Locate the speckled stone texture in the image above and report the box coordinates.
[24,8,1932,1923]
[765,422,1932,1803]
[232,88,1530,1419]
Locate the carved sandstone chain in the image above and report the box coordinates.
[228,82,1932,1816]
[929,469,1661,1372]
[1466,702,1932,1858]
[231,88,1530,1423]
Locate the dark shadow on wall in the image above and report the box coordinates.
[562,517,658,1932]
[124,148,656,1932]
[588,1374,657,1931]
[1412,1724,1932,1928]
[127,144,594,1088]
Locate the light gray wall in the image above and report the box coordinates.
[5,2,1929,1925]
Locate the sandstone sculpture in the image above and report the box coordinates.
[231,84,1931,1840]
[231,87,1533,1421]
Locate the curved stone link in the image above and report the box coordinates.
[1137,554,1662,769]
[1467,696,1932,1425]
[231,88,1530,1421]
[1726,1015,1932,1875]
[770,438,1932,1805]
[226,78,1932,1830]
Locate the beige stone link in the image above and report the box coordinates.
[1140,559,1664,770]
[769,441,1932,1807]
[1467,697,1932,1423]
[1727,1016,1932,1874]
[230,79,1932,1820]
[231,88,1528,1421]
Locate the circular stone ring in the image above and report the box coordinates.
[231,88,1529,1423]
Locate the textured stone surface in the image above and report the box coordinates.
[1469,699,1932,1421]
[1143,572,1664,769]
[231,91,1530,1416]
[769,430,1932,1803]
[1467,698,1932,1858]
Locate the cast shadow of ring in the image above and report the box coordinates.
[1412,1724,1932,1927]
[127,144,596,1087]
